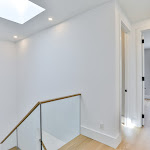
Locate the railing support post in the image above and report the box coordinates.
[40,104,42,150]
[16,128,18,150]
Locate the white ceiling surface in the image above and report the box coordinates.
[118,0,150,23]
[143,30,150,49]
[0,0,110,42]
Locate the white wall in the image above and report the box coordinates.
[0,41,17,142]
[16,1,121,148]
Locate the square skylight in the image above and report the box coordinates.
[0,0,45,24]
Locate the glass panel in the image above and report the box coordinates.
[42,96,80,150]
[17,105,41,150]
[1,130,17,150]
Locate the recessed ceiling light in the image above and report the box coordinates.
[48,18,53,21]
[0,0,45,24]
[13,36,18,39]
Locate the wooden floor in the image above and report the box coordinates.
[59,135,114,150]
[59,100,150,150]
[144,99,150,127]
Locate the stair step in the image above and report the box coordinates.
[9,146,20,150]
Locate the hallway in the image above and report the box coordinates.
[60,100,150,150]
[117,126,150,150]
[117,100,150,149]
[59,127,150,150]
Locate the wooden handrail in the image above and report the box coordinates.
[40,94,81,104]
[1,102,40,144]
[1,93,81,144]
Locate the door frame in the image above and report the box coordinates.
[117,10,132,134]
[120,22,130,126]
[141,34,145,126]
[135,25,150,127]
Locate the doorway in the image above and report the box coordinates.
[121,27,128,126]
[121,29,126,125]
[142,30,150,127]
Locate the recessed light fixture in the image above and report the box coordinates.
[0,0,45,24]
[13,36,18,39]
[48,18,53,21]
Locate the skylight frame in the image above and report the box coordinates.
[0,0,45,24]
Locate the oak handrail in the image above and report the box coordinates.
[1,93,81,144]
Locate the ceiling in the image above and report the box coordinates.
[118,0,150,23]
[143,30,150,49]
[0,0,110,42]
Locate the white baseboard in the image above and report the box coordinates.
[132,118,142,128]
[81,126,121,149]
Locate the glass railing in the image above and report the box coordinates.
[1,94,81,150]
[1,130,18,150]
[42,96,80,149]
[17,105,41,150]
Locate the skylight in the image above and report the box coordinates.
[0,0,45,24]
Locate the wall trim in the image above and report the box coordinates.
[81,126,121,149]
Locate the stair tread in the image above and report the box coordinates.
[9,146,20,150]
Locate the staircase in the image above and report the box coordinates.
[9,147,20,150]
[0,94,81,150]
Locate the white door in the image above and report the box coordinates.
[142,35,145,126]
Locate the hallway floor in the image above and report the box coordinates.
[59,126,150,150]
[144,99,150,127]
[117,99,150,150]
[59,100,150,150]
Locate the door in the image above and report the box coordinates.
[142,35,145,126]
[121,29,128,125]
